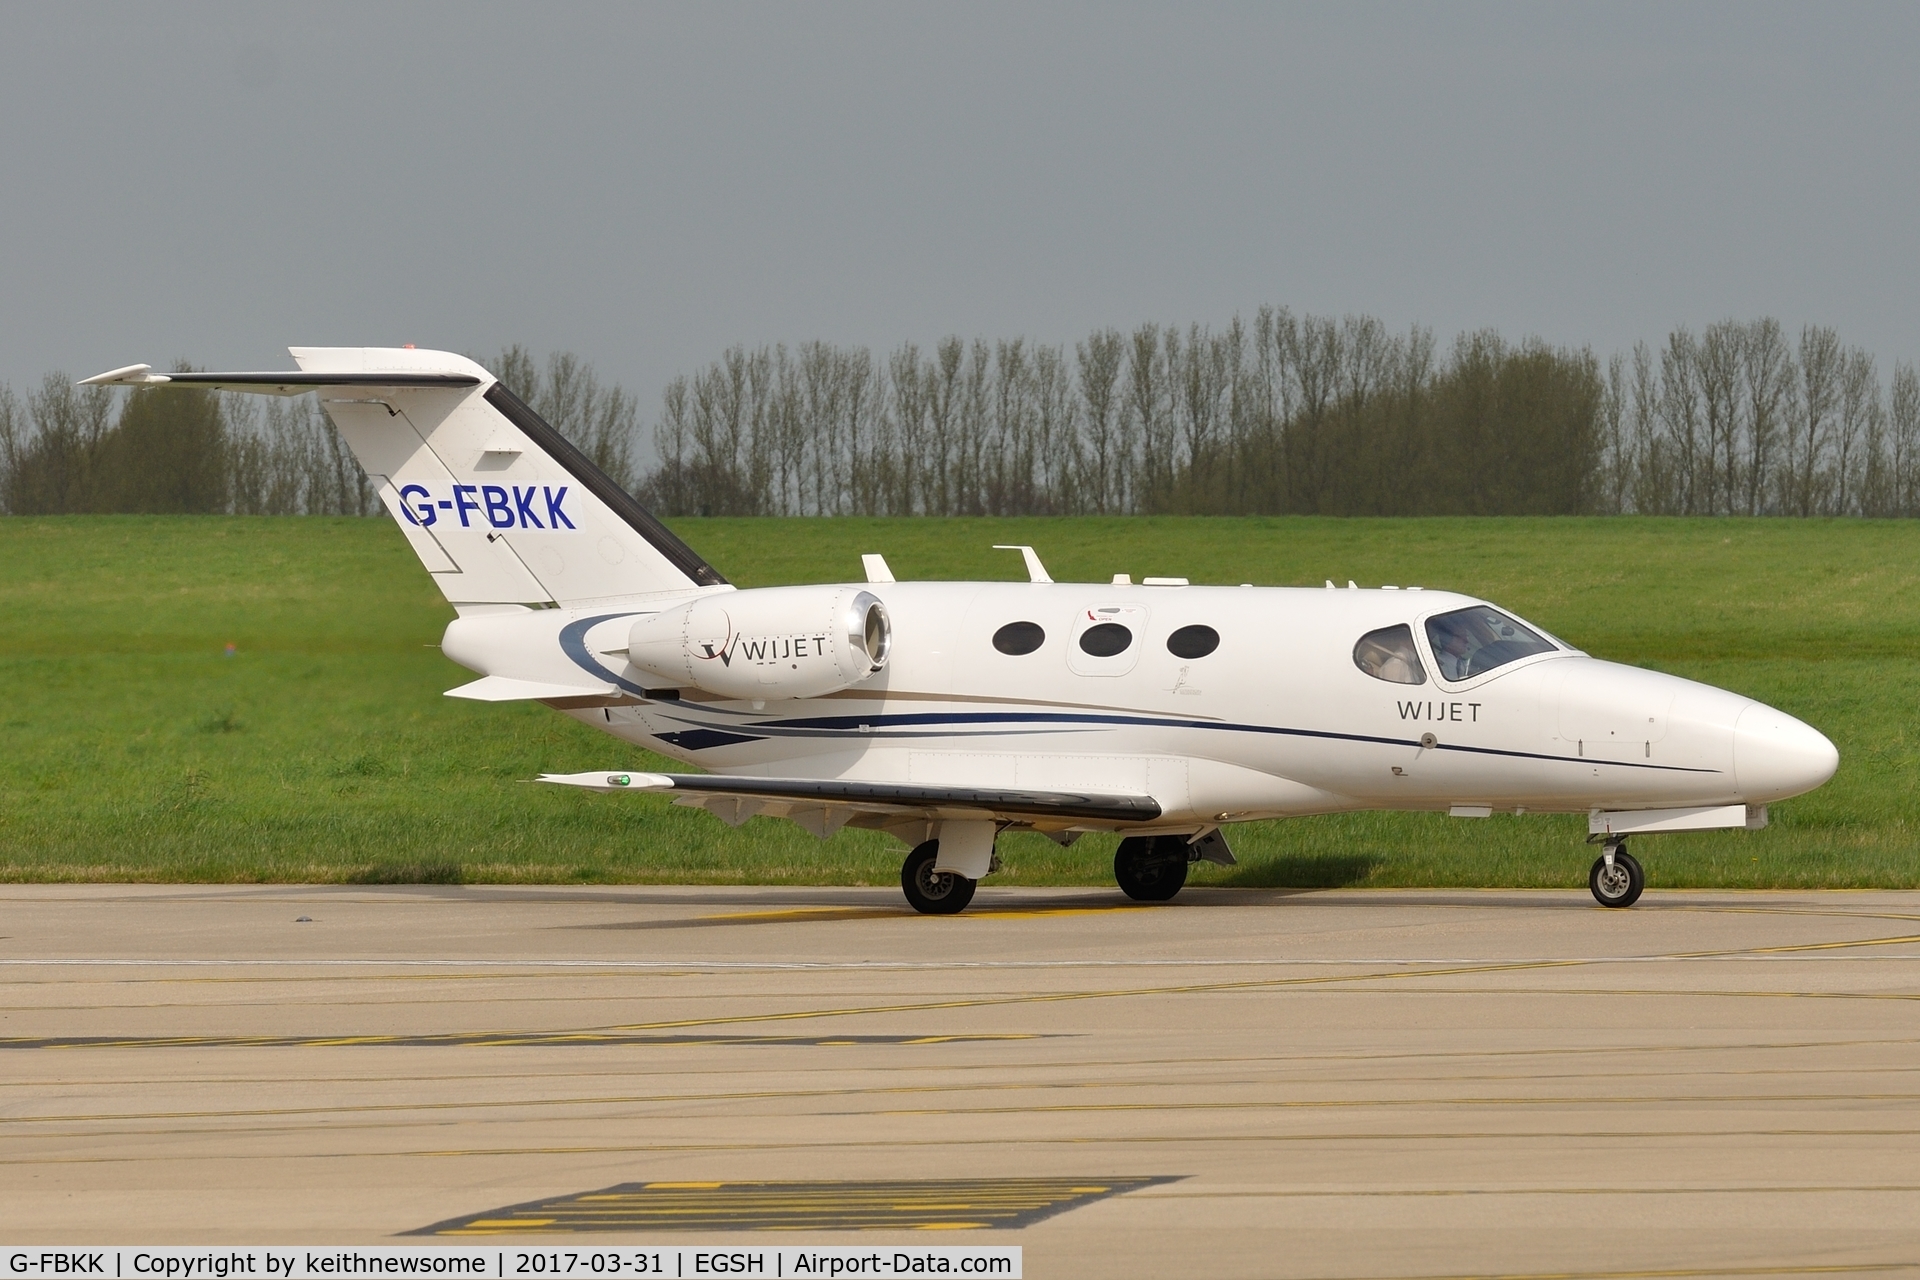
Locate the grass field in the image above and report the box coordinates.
[0,515,1913,888]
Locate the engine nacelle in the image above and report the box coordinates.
[626,586,891,701]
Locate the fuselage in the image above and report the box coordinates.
[443,580,1839,833]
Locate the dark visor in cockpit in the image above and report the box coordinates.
[1424,606,1556,680]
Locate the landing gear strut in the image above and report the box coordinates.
[1588,840,1644,908]
[1114,835,1190,902]
[901,840,977,915]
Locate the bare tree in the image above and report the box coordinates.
[1337,316,1395,513]
[1698,321,1746,515]
[1833,348,1880,516]
[1032,343,1078,513]
[986,338,1034,516]
[1890,363,1920,518]
[1740,318,1793,516]
[1074,330,1125,514]
[1788,327,1840,517]
[1626,342,1669,513]
[1658,330,1705,514]
[886,345,928,515]
[925,338,965,517]
[841,346,880,516]
[769,346,803,515]
[1391,325,1436,514]
[1284,316,1339,512]
[952,341,993,516]
[1248,307,1299,513]
[1126,326,1173,512]
[1172,324,1228,511]
[0,384,23,514]
[1598,354,1631,514]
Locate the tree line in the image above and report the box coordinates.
[644,311,1920,518]
[4,317,1915,517]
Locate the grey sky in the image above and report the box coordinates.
[5,2,1917,439]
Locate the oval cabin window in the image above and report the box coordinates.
[1166,624,1219,659]
[1352,624,1427,686]
[1078,622,1133,657]
[992,621,1046,655]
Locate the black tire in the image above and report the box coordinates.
[1114,835,1190,902]
[901,840,977,915]
[1589,846,1644,908]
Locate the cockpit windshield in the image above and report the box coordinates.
[1424,606,1556,680]
[1353,624,1427,685]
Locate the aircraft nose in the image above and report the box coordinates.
[1733,703,1838,801]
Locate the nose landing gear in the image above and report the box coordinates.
[1589,840,1644,908]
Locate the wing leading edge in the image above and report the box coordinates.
[538,771,1163,824]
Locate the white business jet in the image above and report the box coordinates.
[83,349,1839,913]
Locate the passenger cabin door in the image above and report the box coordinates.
[1067,604,1149,677]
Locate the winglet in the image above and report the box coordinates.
[861,553,895,584]
[992,545,1052,584]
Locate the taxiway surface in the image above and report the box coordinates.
[4,883,1919,1277]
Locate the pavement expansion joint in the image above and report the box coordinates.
[409,1176,1181,1235]
[0,1030,1048,1051]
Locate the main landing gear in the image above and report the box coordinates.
[1114,835,1190,902]
[900,830,1203,914]
[901,840,977,915]
[1589,839,1645,908]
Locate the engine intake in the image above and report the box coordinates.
[626,586,891,701]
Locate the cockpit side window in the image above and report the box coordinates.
[1353,624,1427,685]
[1424,606,1556,680]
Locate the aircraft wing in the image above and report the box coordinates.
[538,770,1162,824]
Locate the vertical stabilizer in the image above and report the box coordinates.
[293,347,725,609]
[80,347,726,608]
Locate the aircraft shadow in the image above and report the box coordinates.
[1212,853,1385,889]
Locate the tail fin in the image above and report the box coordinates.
[83,347,725,609]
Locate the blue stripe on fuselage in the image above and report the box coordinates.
[554,617,1717,774]
[558,612,651,696]
[687,707,1720,774]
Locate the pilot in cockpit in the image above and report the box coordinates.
[1431,619,1479,681]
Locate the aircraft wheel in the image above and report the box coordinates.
[1115,835,1189,902]
[901,840,977,915]
[1589,844,1644,908]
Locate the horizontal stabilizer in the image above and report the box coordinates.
[446,676,616,702]
[79,365,480,395]
[537,771,1163,823]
